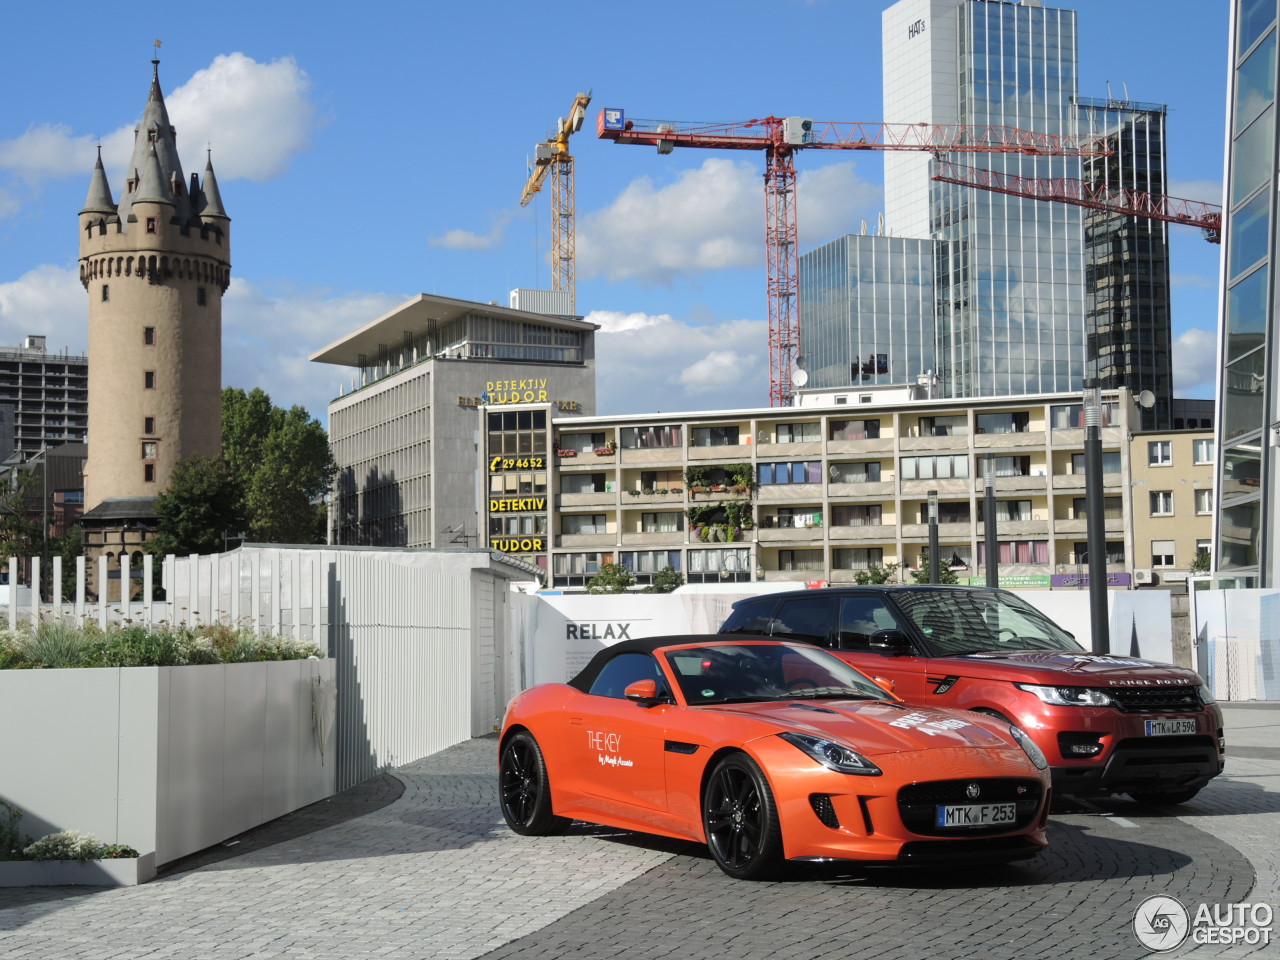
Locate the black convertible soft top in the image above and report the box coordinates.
[565,633,764,692]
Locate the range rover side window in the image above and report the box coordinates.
[837,596,902,650]
[720,602,774,635]
[771,597,836,647]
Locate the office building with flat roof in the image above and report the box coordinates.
[311,292,598,568]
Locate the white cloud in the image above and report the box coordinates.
[222,279,402,420]
[0,265,85,350]
[578,158,880,286]
[0,53,317,219]
[1171,273,1218,290]
[585,308,770,414]
[429,211,514,251]
[1172,327,1218,397]
[1167,178,1224,206]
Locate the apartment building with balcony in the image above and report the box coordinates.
[518,387,1142,590]
[0,336,88,457]
[1129,428,1217,586]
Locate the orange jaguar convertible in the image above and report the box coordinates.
[499,636,1052,879]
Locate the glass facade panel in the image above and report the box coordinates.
[1235,29,1277,134]
[1222,441,1263,501]
[1230,188,1271,279]
[1231,106,1274,206]
[1238,0,1277,55]
[1219,500,1261,569]
[1226,266,1269,361]
[1222,348,1267,442]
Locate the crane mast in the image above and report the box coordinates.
[521,92,592,313]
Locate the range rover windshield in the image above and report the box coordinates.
[890,589,1084,657]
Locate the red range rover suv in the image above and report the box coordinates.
[719,585,1225,805]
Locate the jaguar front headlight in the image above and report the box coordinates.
[1008,725,1049,770]
[779,732,882,776]
[1015,683,1113,707]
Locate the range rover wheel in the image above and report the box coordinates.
[703,753,784,881]
[499,731,570,835]
[1128,786,1203,806]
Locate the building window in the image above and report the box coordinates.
[758,461,822,485]
[901,454,969,480]
[146,217,157,234]
[978,500,1035,522]
[1196,540,1212,560]
[1147,440,1172,466]
[1193,439,1215,464]
[144,327,155,345]
[1072,541,1126,564]
[562,513,608,536]
[144,371,155,389]
[977,540,1050,565]
[829,461,882,483]
[141,441,157,460]
[144,417,155,434]
[691,425,740,447]
[1149,491,1173,516]
[1070,452,1121,474]
[1151,540,1176,568]
[976,412,1029,434]
[619,424,681,449]
[919,415,969,437]
[829,419,880,441]
[834,547,883,571]
[1195,489,1214,515]
[197,287,207,306]
[778,549,825,572]
[560,472,607,494]
[640,512,683,533]
[1070,497,1124,521]
[144,464,155,483]
[775,422,821,443]
[101,284,109,302]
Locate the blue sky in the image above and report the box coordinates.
[0,0,1228,423]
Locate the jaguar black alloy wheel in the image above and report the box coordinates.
[702,752,784,880]
[499,731,570,836]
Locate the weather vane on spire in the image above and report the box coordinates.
[153,38,162,66]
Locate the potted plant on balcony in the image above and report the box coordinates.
[555,447,577,458]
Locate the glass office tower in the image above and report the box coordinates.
[799,235,934,389]
[1075,98,1174,431]
[1217,0,1278,586]
[928,0,1085,399]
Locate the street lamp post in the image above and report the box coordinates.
[1082,385,1111,654]
[983,454,998,588]
[927,490,940,584]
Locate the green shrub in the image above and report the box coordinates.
[23,830,105,861]
[16,621,92,669]
[0,799,29,861]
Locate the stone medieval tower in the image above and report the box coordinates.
[77,58,229,574]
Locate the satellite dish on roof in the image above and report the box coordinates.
[1138,390,1156,409]
[791,368,809,387]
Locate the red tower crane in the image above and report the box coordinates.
[597,109,1112,406]
[931,160,1222,242]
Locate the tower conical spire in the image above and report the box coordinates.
[80,146,116,215]
[119,58,188,222]
[134,142,172,205]
[198,150,228,218]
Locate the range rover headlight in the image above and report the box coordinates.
[1015,683,1113,707]
[779,732,882,776]
[1008,725,1049,770]
[1196,684,1216,705]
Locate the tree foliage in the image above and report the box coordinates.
[854,562,900,585]
[152,388,337,553]
[0,471,40,560]
[150,457,242,556]
[222,387,336,544]
[586,561,637,594]
[643,565,684,594]
[910,549,960,585]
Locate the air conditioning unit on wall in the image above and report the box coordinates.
[1134,568,1155,585]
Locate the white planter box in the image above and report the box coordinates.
[0,660,336,868]
[0,853,156,887]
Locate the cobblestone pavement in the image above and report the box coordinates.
[0,704,1275,960]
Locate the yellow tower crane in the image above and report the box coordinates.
[520,92,591,313]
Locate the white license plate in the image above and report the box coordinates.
[1145,719,1197,736]
[935,802,1017,828]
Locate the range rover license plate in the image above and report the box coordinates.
[935,803,1016,828]
[1145,719,1197,736]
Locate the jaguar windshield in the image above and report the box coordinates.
[890,589,1084,657]
[665,642,890,705]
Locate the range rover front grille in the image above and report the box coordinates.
[1107,685,1202,714]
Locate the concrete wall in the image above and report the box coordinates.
[0,659,335,865]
